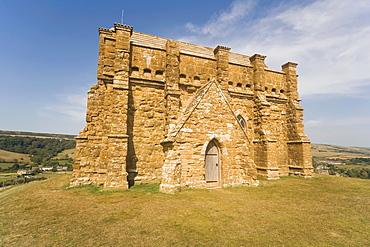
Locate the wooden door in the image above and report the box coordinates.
[205,141,220,187]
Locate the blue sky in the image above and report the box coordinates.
[0,0,369,147]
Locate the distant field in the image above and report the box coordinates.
[335,164,366,169]
[53,148,76,160]
[0,150,30,162]
[311,144,370,158]
[0,174,369,246]
[0,173,17,182]
[0,163,14,169]
[0,130,76,140]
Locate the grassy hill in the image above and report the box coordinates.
[311,144,370,158]
[0,150,30,161]
[0,130,75,140]
[0,150,30,169]
[0,173,369,246]
[53,148,76,160]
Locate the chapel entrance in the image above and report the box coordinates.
[205,140,220,188]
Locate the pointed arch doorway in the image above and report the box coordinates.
[205,140,221,188]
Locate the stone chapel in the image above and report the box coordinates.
[70,23,313,193]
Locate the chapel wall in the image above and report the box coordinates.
[177,53,217,106]
[127,83,165,183]
[130,45,166,80]
[227,63,254,92]
[265,69,287,96]
[174,83,256,189]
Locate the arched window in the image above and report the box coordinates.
[237,115,246,129]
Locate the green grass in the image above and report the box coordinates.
[0,150,30,162]
[336,164,368,169]
[53,148,76,160]
[0,173,17,183]
[1,174,369,247]
[0,163,14,169]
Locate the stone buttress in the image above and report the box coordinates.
[71,24,132,189]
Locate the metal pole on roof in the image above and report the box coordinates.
[121,9,124,24]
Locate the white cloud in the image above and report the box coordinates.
[179,0,370,98]
[304,120,323,127]
[44,93,87,122]
[185,0,255,37]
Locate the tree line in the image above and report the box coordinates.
[0,136,75,171]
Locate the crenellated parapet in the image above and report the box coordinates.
[114,23,133,33]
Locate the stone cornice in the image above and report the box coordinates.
[249,54,266,62]
[213,45,231,54]
[282,62,298,69]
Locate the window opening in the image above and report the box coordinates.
[237,115,246,129]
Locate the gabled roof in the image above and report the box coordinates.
[164,80,251,143]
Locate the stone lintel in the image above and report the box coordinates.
[287,140,311,144]
[87,136,103,141]
[75,136,88,140]
[252,139,277,143]
[250,54,266,62]
[113,86,129,90]
[161,139,174,146]
[108,134,128,139]
[165,89,181,97]
[289,166,314,170]
[257,167,280,171]
[282,61,298,70]
[213,45,231,54]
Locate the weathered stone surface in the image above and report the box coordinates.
[70,23,313,192]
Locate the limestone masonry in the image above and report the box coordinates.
[70,23,313,193]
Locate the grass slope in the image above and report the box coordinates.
[311,144,370,158]
[0,150,30,162]
[53,148,76,160]
[1,174,369,247]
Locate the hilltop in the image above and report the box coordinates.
[0,173,369,246]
